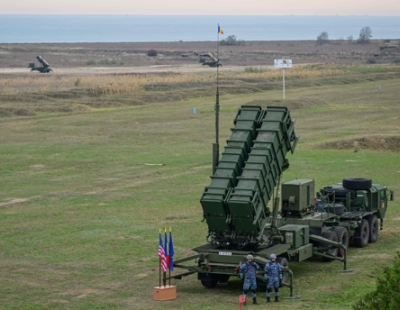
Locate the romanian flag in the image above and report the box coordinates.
[218,25,224,35]
[164,228,170,268]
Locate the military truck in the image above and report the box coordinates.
[169,105,393,294]
[28,56,53,73]
[280,177,394,255]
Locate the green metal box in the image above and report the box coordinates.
[287,243,313,262]
[278,224,310,248]
[282,179,315,212]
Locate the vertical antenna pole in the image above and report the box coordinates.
[213,24,220,174]
[216,24,220,148]
[283,68,286,100]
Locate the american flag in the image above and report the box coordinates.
[158,233,168,272]
[164,229,170,269]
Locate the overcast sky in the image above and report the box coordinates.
[1,0,400,15]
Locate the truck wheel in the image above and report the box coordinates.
[334,226,349,257]
[276,257,289,286]
[322,187,353,198]
[326,203,345,216]
[353,219,369,247]
[321,231,338,262]
[368,215,379,243]
[342,178,372,190]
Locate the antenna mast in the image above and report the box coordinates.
[212,24,221,174]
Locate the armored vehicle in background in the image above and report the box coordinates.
[28,56,53,73]
[169,105,393,293]
[200,52,222,67]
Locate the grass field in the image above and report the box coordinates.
[1,65,400,310]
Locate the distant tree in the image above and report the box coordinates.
[147,49,157,57]
[347,35,354,41]
[353,252,400,310]
[85,59,97,65]
[316,31,329,45]
[358,27,373,44]
[220,35,245,46]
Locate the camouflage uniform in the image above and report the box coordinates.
[239,258,261,305]
[264,257,282,302]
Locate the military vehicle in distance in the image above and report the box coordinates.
[28,56,53,73]
[199,52,222,67]
[169,105,394,295]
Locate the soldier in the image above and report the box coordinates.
[264,254,283,302]
[239,254,261,306]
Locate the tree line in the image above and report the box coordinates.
[317,26,373,45]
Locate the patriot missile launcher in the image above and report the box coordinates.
[168,105,393,296]
[28,56,53,73]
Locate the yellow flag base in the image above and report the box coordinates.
[153,285,176,301]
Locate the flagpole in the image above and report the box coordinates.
[159,257,162,287]
[217,24,220,89]
[168,226,175,288]
[163,227,167,287]
[169,227,171,286]
[158,229,161,288]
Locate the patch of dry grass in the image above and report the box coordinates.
[1,64,400,116]
[1,65,397,97]
[315,135,400,151]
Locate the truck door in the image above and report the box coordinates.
[378,190,387,218]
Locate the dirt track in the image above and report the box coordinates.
[0,64,279,76]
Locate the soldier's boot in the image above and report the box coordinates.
[267,297,271,303]
[275,296,280,302]
[252,297,259,305]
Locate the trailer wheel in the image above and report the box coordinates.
[276,257,289,286]
[368,215,379,243]
[256,277,266,288]
[334,226,349,257]
[321,231,339,262]
[342,178,372,190]
[353,219,369,247]
[198,271,219,288]
[218,274,230,283]
[200,278,218,288]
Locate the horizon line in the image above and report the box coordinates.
[1,14,400,17]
